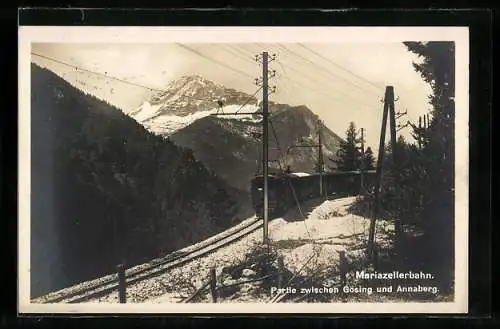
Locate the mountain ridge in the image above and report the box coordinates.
[130,74,258,122]
[170,103,343,192]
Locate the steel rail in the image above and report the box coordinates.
[38,218,262,304]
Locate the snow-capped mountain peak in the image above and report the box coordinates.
[129,75,259,135]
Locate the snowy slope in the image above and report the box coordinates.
[34,196,402,304]
[136,103,261,136]
[70,196,393,303]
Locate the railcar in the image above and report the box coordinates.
[250,170,377,218]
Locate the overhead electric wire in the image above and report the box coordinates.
[31,52,249,105]
[32,52,164,92]
[220,45,258,64]
[234,86,263,114]
[277,61,346,102]
[278,44,381,96]
[276,57,379,109]
[276,61,342,103]
[176,44,255,80]
[276,61,371,112]
[246,43,380,109]
[216,45,256,65]
[233,44,262,61]
[205,43,380,108]
[231,44,263,60]
[252,43,378,98]
[297,43,385,91]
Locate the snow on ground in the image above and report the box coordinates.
[110,214,262,276]
[289,172,311,177]
[36,196,398,304]
[66,196,393,304]
[121,196,392,304]
[269,197,368,242]
[32,215,262,304]
[267,196,392,276]
[34,196,394,304]
[131,101,162,121]
[102,218,267,303]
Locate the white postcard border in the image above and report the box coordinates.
[18,26,469,314]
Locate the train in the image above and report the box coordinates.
[250,170,377,218]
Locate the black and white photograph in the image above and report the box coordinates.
[18,26,469,313]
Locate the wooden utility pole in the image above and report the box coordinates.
[360,127,365,194]
[211,51,275,245]
[389,94,397,159]
[368,86,395,259]
[391,93,401,242]
[262,51,270,245]
[418,116,423,149]
[210,267,218,302]
[117,264,126,303]
[318,119,324,198]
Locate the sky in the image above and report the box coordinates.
[31,42,432,151]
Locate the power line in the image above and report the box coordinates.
[191,42,382,103]
[33,49,380,122]
[276,61,371,112]
[221,45,257,64]
[214,45,255,65]
[252,43,359,94]
[32,52,164,92]
[34,48,256,99]
[234,45,262,61]
[176,44,254,80]
[278,44,381,97]
[280,44,378,94]
[235,86,262,114]
[238,43,382,113]
[276,61,341,103]
[32,52,253,106]
[278,61,345,102]
[297,44,385,92]
[277,51,380,109]
[248,44,380,109]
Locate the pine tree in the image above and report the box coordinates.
[363,147,375,170]
[404,42,455,192]
[403,41,455,293]
[331,121,361,171]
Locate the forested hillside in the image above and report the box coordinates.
[170,104,343,192]
[30,64,241,298]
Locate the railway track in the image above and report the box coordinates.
[37,217,263,304]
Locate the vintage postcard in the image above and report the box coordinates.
[18,26,469,314]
